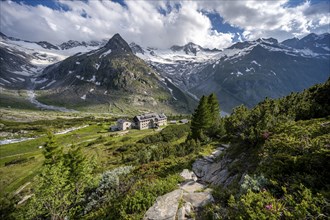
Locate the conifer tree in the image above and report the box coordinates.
[207,93,221,136]
[24,143,94,219]
[190,95,211,140]
[43,132,63,165]
[208,93,220,123]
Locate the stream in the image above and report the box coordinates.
[0,125,89,145]
[27,90,76,112]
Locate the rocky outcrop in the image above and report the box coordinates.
[143,189,183,220]
[144,144,234,220]
[192,144,237,187]
[144,169,214,220]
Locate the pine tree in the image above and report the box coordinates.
[24,144,94,219]
[208,93,220,123]
[43,132,63,165]
[207,93,221,136]
[190,95,212,140]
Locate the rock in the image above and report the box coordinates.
[192,145,236,187]
[177,206,185,220]
[183,191,214,208]
[143,189,183,220]
[180,169,197,181]
[177,202,193,220]
[203,155,214,163]
[192,159,209,178]
[180,180,204,193]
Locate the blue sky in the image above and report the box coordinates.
[2,0,329,48]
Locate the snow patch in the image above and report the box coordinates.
[0,78,11,84]
[99,49,112,58]
[80,94,86,100]
[87,75,96,82]
[42,80,56,89]
[34,78,48,84]
[251,60,261,66]
[76,61,80,64]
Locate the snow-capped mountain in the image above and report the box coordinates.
[0,32,105,88]
[130,42,222,92]
[31,34,196,113]
[0,31,329,113]
[131,33,330,112]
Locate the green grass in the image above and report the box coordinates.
[0,118,164,196]
[0,89,38,110]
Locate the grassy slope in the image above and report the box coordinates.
[0,115,180,196]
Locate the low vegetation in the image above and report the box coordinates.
[1,79,329,219]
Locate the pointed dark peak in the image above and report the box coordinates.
[105,33,132,53]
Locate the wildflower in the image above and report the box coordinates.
[265,204,273,210]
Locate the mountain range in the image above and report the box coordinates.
[0,32,329,113]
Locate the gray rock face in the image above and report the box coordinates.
[192,145,234,187]
[183,192,214,208]
[143,189,183,220]
[144,146,234,220]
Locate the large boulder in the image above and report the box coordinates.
[183,191,214,208]
[143,189,183,220]
[192,145,235,187]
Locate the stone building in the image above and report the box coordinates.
[133,113,167,130]
[110,119,132,131]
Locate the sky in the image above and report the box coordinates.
[0,0,329,49]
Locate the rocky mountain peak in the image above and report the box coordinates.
[105,33,132,53]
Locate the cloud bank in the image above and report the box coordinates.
[0,0,329,49]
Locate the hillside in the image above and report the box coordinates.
[192,78,330,218]
[1,79,328,220]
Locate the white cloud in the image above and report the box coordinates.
[199,0,330,41]
[0,0,328,49]
[0,0,233,49]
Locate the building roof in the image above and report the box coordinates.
[134,112,167,122]
[117,119,131,124]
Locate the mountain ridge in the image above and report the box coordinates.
[1,31,329,113]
